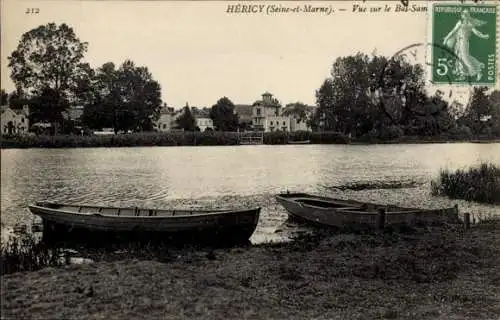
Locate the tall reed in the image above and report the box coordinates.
[1,233,63,275]
[431,163,500,204]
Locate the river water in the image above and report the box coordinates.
[1,143,499,244]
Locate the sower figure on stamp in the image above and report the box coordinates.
[443,9,490,82]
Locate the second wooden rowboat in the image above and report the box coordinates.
[276,192,459,229]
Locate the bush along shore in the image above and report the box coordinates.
[2,220,500,319]
[2,130,499,149]
[0,131,350,148]
[432,163,500,205]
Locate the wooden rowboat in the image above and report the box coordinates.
[29,202,261,245]
[287,140,311,145]
[276,192,459,229]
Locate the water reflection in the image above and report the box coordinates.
[2,143,499,244]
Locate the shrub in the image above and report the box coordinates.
[431,163,500,204]
[1,131,350,148]
[1,232,63,275]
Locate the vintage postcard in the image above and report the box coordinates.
[1,0,500,319]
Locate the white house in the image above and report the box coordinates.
[265,116,290,132]
[195,116,214,131]
[154,105,175,132]
[252,92,282,131]
[1,105,30,135]
[62,105,84,122]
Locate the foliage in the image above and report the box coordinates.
[1,233,63,275]
[1,89,8,106]
[209,97,239,131]
[8,23,88,124]
[176,105,197,131]
[282,102,308,123]
[263,131,349,144]
[29,87,69,126]
[489,90,500,135]
[460,87,497,135]
[7,90,29,110]
[0,131,351,148]
[311,54,500,141]
[81,60,162,133]
[431,163,500,204]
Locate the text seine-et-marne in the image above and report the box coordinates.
[226,4,331,14]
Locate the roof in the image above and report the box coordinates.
[234,104,253,117]
[191,108,210,118]
[1,105,28,116]
[159,106,174,115]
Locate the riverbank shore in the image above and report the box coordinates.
[2,220,499,320]
[1,131,499,149]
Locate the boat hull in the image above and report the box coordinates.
[276,193,459,229]
[29,204,260,246]
[287,140,311,145]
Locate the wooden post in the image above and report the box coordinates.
[464,212,471,230]
[377,208,386,230]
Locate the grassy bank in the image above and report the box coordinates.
[0,131,349,148]
[0,232,64,276]
[431,163,500,205]
[2,220,499,319]
[2,131,499,149]
[352,133,500,145]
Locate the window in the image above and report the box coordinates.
[256,108,261,116]
[21,118,25,123]
[163,124,167,129]
[270,121,273,125]
[283,121,286,125]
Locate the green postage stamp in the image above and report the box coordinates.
[431,3,497,85]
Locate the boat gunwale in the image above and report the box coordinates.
[275,193,457,213]
[29,204,261,219]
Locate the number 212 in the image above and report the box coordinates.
[26,8,40,14]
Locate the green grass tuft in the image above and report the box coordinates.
[431,163,500,205]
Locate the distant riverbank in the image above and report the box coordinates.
[1,131,499,149]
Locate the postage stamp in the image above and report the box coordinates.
[431,3,497,85]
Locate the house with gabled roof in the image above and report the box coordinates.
[1,105,30,135]
[154,103,175,132]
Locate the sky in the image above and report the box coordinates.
[1,0,496,109]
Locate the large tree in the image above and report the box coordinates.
[8,90,30,110]
[313,52,440,138]
[283,102,308,123]
[29,87,69,125]
[209,97,239,131]
[117,60,162,132]
[0,89,8,106]
[489,90,500,135]
[8,23,89,124]
[81,60,162,133]
[81,62,117,130]
[463,87,494,135]
[176,105,196,131]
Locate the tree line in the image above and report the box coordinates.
[313,53,500,139]
[3,22,499,138]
